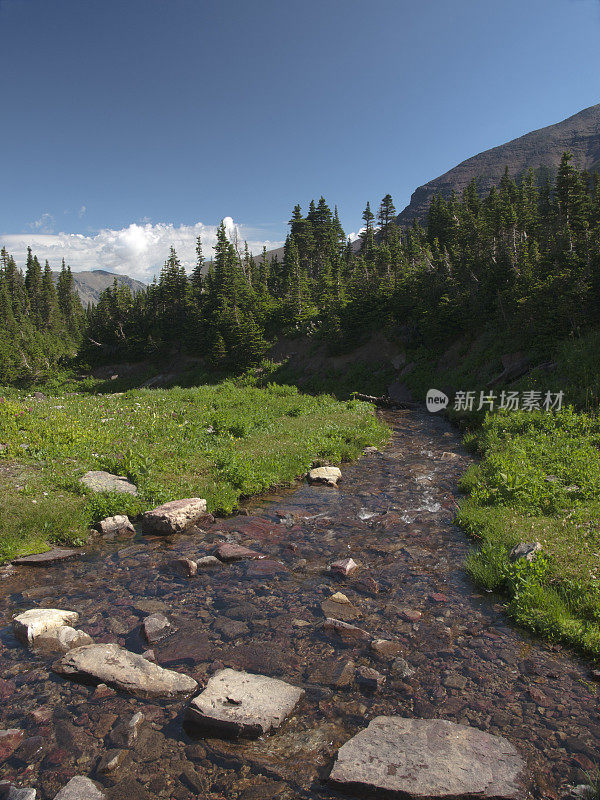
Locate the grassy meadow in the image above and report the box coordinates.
[0,381,388,562]
[458,407,600,657]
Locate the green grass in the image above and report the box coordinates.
[0,380,388,562]
[459,407,600,657]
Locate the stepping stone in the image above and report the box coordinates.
[52,643,197,698]
[79,470,137,495]
[53,776,105,799]
[308,467,341,487]
[35,626,93,654]
[185,668,304,739]
[142,498,207,534]
[328,716,525,799]
[12,548,79,566]
[215,543,265,562]
[96,515,136,537]
[13,609,79,646]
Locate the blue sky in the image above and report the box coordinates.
[1,0,599,280]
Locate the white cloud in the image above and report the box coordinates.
[78,205,87,218]
[0,219,284,283]
[27,213,55,234]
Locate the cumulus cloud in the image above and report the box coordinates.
[0,219,284,283]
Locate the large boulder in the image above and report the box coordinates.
[185,668,304,739]
[52,643,197,698]
[53,776,105,799]
[142,498,207,535]
[328,716,525,799]
[80,471,137,496]
[13,609,79,646]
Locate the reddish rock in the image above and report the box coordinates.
[330,558,358,577]
[0,678,16,700]
[322,618,371,645]
[171,557,197,577]
[400,609,422,622]
[0,729,24,763]
[245,559,287,577]
[430,593,449,603]
[215,543,265,562]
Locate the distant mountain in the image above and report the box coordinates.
[397,103,600,227]
[52,269,146,307]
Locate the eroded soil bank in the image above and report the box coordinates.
[0,410,597,799]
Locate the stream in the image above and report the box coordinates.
[0,409,597,799]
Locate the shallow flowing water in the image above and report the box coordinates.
[0,410,597,799]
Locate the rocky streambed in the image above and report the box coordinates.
[0,410,598,799]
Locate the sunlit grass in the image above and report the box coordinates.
[0,381,388,561]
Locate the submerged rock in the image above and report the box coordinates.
[322,618,371,645]
[52,643,197,698]
[13,609,79,646]
[185,668,304,739]
[330,558,358,577]
[79,471,137,496]
[328,716,525,799]
[52,776,105,799]
[215,543,265,562]
[142,612,172,643]
[0,729,25,763]
[142,498,207,534]
[12,548,80,566]
[308,467,342,487]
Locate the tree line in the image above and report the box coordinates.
[0,248,84,382]
[2,151,600,383]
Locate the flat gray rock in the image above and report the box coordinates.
[7,788,37,800]
[328,716,525,799]
[34,626,93,654]
[53,776,105,799]
[12,548,79,566]
[142,498,207,534]
[52,643,197,698]
[80,470,138,496]
[185,668,304,738]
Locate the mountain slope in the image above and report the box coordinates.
[397,103,600,226]
[52,269,146,306]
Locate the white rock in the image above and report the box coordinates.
[96,515,135,537]
[142,498,207,535]
[308,467,342,487]
[53,776,106,800]
[7,788,37,800]
[185,668,304,738]
[13,609,79,646]
[35,626,93,653]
